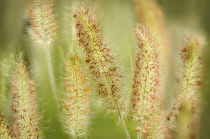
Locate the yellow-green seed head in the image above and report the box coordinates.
[63,54,90,138]
[28,0,57,48]
[132,27,166,139]
[167,37,203,138]
[11,60,39,139]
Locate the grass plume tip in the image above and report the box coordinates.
[28,0,57,48]
[131,27,166,139]
[167,37,203,138]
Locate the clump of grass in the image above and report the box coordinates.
[131,27,166,139]
[11,59,40,138]
[73,3,130,139]
[167,37,203,138]
[0,1,208,139]
[63,54,90,139]
[0,114,11,139]
[28,0,57,48]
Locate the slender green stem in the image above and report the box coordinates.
[137,121,141,139]
[116,106,131,139]
[121,115,131,139]
[45,48,57,101]
[127,44,134,73]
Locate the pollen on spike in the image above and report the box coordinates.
[73,14,77,18]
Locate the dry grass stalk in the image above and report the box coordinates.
[167,37,203,138]
[73,3,130,138]
[131,27,166,139]
[11,60,39,139]
[63,54,90,138]
[28,0,57,48]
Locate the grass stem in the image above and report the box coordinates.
[45,48,57,101]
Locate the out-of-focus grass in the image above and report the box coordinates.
[198,0,210,138]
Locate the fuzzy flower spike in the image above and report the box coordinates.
[131,27,165,139]
[28,0,57,48]
[11,59,39,139]
[63,54,90,138]
[167,37,203,139]
[73,3,123,113]
[73,3,130,139]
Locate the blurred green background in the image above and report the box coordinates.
[0,0,210,138]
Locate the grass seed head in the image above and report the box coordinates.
[11,59,39,139]
[28,0,57,48]
[132,27,166,139]
[73,3,123,112]
[63,54,90,138]
[167,36,203,138]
